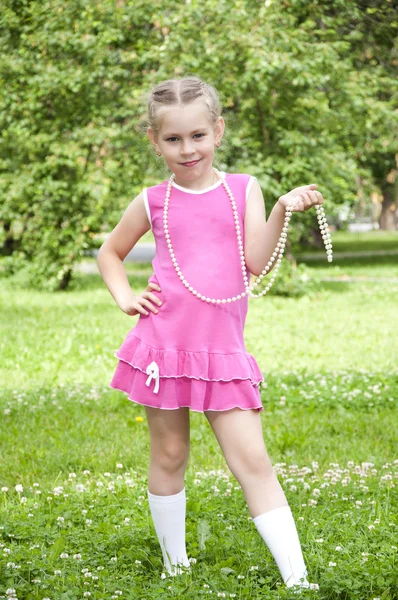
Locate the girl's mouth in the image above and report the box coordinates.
[181,159,200,167]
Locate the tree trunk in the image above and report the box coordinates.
[379,184,397,230]
[57,268,73,291]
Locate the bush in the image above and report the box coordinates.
[253,259,320,298]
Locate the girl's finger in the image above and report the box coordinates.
[135,303,149,316]
[295,183,317,194]
[300,193,312,209]
[148,282,161,291]
[147,292,162,306]
[307,191,319,205]
[141,297,159,314]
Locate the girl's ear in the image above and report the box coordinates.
[147,127,157,146]
[215,117,225,143]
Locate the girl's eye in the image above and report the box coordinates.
[166,133,205,142]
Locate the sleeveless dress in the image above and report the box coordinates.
[109,171,265,412]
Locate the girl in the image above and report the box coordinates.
[97,76,323,592]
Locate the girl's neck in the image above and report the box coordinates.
[173,167,217,191]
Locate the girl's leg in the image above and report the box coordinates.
[205,407,312,589]
[145,406,191,574]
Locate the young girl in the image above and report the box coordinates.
[97,76,323,592]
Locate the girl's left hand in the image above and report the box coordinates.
[277,184,324,212]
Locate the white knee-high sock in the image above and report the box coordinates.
[253,505,309,588]
[147,487,190,574]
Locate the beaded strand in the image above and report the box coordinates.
[163,168,333,303]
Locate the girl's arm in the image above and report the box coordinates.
[244,180,284,277]
[96,192,151,309]
[244,180,321,277]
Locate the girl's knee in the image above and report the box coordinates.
[229,449,274,480]
[151,438,190,473]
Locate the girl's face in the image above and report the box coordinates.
[148,100,224,188]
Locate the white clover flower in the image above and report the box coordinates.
[116,463,123,469]
[335,546,342,551]
[329,561,336,567]
[110,556,117,562]
[76,484,85,493]
[54,569,62,575]
[73,554,82,560]
[68,473,76,479]
[160,573,166,579]
[57,517,65,523]
[60,553,69,559]
[15,484,23,493]
[2,487,9,492]
[83,469,90,475]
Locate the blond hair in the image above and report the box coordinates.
[147,76,222,135]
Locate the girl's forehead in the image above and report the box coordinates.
[158,102,213,134]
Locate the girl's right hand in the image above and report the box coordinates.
[119,283,162,317]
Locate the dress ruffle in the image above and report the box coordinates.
[110,360,264,412]
[114,333,264,386]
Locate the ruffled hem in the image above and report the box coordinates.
[110,361,264,413]
[114,333,264,386]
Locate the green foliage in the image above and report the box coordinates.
[0,0,396,289]
[255,259,321,298]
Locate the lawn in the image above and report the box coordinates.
[0,233,397,599]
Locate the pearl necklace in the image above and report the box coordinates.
[163,168,333,303]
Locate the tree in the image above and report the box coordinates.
[1,0,396,291]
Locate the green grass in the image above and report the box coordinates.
[298,229,398,254]
[1,244,397,599]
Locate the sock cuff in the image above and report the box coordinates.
[148,487,186,504]
[252,504,292,526]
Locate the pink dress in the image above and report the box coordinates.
[110,171,265,412]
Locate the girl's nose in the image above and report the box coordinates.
[181,140,194,155]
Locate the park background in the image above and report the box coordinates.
[0,1,397,599]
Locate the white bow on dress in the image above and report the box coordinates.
[145,361,160,394]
